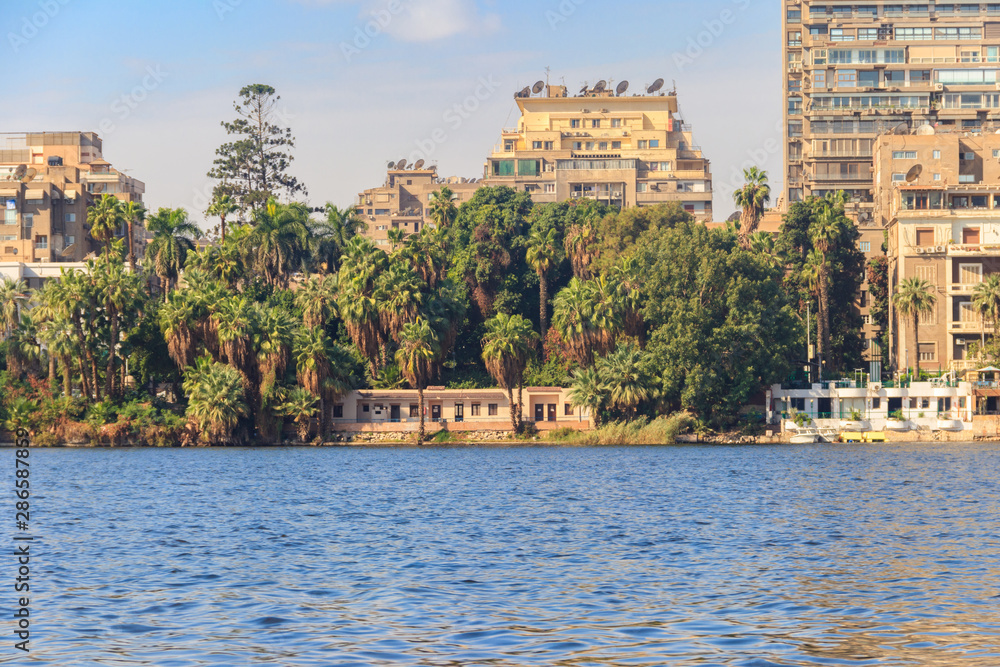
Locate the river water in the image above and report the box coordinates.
[7,443,1000,665]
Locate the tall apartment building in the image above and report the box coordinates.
[877,129,1000,372]
[0,131,144,263]
[783,2,1000,219]
[484,82,713,221]
[356,165,480,247]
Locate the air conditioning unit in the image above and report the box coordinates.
[936,245,946,253]
[870,383,882,392]
[916,247,925,254]
[934,83,944,91]
[957,338,967,346]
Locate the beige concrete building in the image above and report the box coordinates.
[0,132,144,263]
[330,386,591,433]
[356,165,480,247]
[783,1,1000,221]
[484,82,713,221]
[878,129,1000,372]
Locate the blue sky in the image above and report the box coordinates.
[2,0,781,225]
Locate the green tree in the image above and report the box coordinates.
[526,225,563,339]
[183,356,247,445]
[972,274,1000,358]
[568,367,607,427]
[146,208,201,301]
[244,199,312,288]
[206,194,238,245]
[207,83,305,213]
[280,386,319,442]
[428,186,458,231]
[482,313,538,433]
[87,194,123,255]
[395,318,438,444]
[733,167,770,248]
[311,204,366,273]
[596,343,657,420]
[892,277,937,376]
[121,201,147,272]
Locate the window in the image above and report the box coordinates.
[787,9,801,22]
[933,150,941,159]
[934,173,941,181]
[493,160,515,176]
[409,405,418,418]
[989,46,1000,62]
[23,213,33,228]
[544,183,555,193]
[585,142,594,150]
[573,142,582,150]
[892,173,906,182]
[788,78,801,92]
[893,151,917,159]
[959,174,976,183]
[649,139,660,148]
[544,141,553,150]
[637,183,648,193]
[788,31,802,46]
[830,28,854,41]
[814,71,826,88]
[611,118,622,128]
[592,119,601,128]
[488,404,498,416]
[961,50,981,63]
[935,27,982,40]
[65,213,75,223]
[532,141,542,149]
[471,404,480,416]
[570,119,580,128]
[598,142,607,150]
[637,140,648,149]
[564,403,573,416]
[65,235,75,246]
[896,27,933,40]
[333,405,343,419]
[918,343,936,362]
[859,241,871,252]
[813,49,827,65]
[837,70,857,88]
[34,235,47,249]
[611,141,621,149]
[862,314,871,325]
[916,229,935,247]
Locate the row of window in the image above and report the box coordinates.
[893,172,979,183]
[800,26,984,42]
[569,118,624,129]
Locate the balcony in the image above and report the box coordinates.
[948,283,982,295]
[949,244,1000,256]
[949,320,992,333]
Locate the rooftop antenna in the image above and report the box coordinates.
[647,78,665,94]
[413,159,425,170]
[545,66,551,89]
[616,80,629,96]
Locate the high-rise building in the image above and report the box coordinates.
[782,3,1000,218]
[0,131,144,264]
[484,82,713,221]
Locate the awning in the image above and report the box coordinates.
[24,189,44,200]
[978,366,1000,372]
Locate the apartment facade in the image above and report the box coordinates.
[0,132,145,263]
[783,2,1000,220]
[484,83,713,221]
[356,166,480,247]
[877,130,1000,371]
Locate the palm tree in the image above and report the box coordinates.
[87,194,122,255]
[596,344,656,420]
[802,249,826,375]
[244,199,312,288]
[38,317,76,397]
[568,367,607,427]
[972,274,1000,358]
[295,327,351,439]
[552,277,597,366]
[95,254,142,398]
[482,313,538,433]
[375,261,423,345]
[337,236,388,374]
[810,207,841,374]
[387,227,406,252]
[280,387,319,442]
[526,226,563,339]
[296,274,339,330]
[312,204,366,273]
[893,277,938,377]
[0,277,29,339]
[146,207,201,301]
[121,201,147,272]
[395,318,438,444]
[564,218,599,279]
[183,356,247,445]
[733,167,770,249]
[207,194,238,245]
[428,186,458,231]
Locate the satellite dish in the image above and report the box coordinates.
[579,83,589,94]
[892,123,908,135]
[647,78,665,94]
[594,80,607,92]
[905,164,923,182]
[396,158,407,170]
[517,86,531,98]
[916,124,936,136]
[460,177,468,183]
[413,159,425,170]
[22,168,37,183]
[387,161,396,170]
[532,80,545,94]
[616,80,629,96]
[13,165,27,181]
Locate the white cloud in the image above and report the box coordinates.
[287,0,501,42]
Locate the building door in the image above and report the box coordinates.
[547,404,557,422]
[431,405,441,421]
[817,397,832,418]
[455,403,464,422]
[534,404,545,422]
[390,405,400,422]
